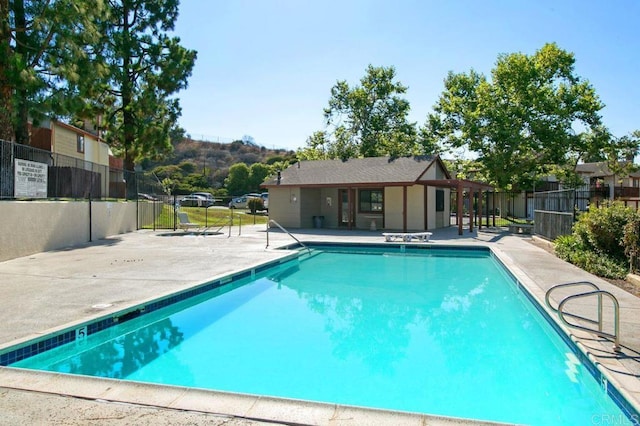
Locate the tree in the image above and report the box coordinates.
[297,131,330,160]
[0,0,104,143]
[225,163,250,195]
[554,128,640,188]
[424,43,607,190]
[302,65,419,160]
[605,130,640,184]
[248,163,270,192]
[93,0,196,176]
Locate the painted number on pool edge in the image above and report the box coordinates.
[76,326,87,341]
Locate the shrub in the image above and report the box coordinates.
[572,201,639,262]
[247,197,264,214]
[555,235,628,279]
[555,202,640,278]
[554,234,584,258]
[623,216,640,272]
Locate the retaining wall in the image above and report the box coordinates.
[0,201,137,262]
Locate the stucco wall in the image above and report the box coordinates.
[426,186,436,229]
[384,187,404,230]
[0,201,137,262]
[91,201,137,237]
[406,185,425,231]
[268,181,451,231]
[319,188,339,228]
[268,187,301,228]
[300,188,321,228]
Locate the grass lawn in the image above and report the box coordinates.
[184,207,269,227]
[140,204,268,229]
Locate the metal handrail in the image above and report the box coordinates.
[545,282,621,352]
[266,219,311,254]
[545,281,600,314]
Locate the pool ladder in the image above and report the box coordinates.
[545,281,621,352]
[266,219,311,254]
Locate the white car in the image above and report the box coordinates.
[191,192,219,205]
[229,194,263,209]
[228,196,249,209]
[180,194,213,207]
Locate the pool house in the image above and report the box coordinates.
[262,155,492,234]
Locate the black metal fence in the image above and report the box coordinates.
[0,140,224,230]
[0,138,136,200]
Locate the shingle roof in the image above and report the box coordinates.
[575,162,611,176]
[576,161,640,178]
[262,156,448,187]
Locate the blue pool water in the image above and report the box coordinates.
[8,246,634,424]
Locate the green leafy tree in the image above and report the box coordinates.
[249,163,270,192]
[225,163,250,195]
[0,0,105,142]
[606,130,640,179]
[424,43,606,190]
[303,65,419,159]
[184,173,208,190]
[297,131,330,160]
[92,0,196,177]
[160,177,175,195]
[153,164,182,181]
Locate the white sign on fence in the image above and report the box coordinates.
[14,159,48,198]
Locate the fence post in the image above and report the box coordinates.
[485,191,489,227]
[492,192,496,227]
[173,195,178,231]
[88,194,92,242]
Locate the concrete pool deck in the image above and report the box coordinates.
[0,225,639,425]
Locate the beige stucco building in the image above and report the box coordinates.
[262,156,455,232]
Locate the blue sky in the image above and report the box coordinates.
[173,0,640,152]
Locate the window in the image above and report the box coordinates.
[77,134,85,153]
[436,189,445,212]
[359,189,383,212]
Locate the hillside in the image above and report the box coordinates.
[140,138,297,193]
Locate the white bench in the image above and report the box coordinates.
[383,232,432,242]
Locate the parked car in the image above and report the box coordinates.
[261,192,268,211]
[191,192,219,205]
[179,194,213,207]
[228,193,263,209]
[228,195,250,209]
[138,193,158,201]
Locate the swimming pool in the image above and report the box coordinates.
[2,244,636,424]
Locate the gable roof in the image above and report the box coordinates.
[262,156,451,188]
[576,161,640,178]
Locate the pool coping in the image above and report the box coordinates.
[489,245,640,420]
[0,232,639,424]
[0,243,509,426]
